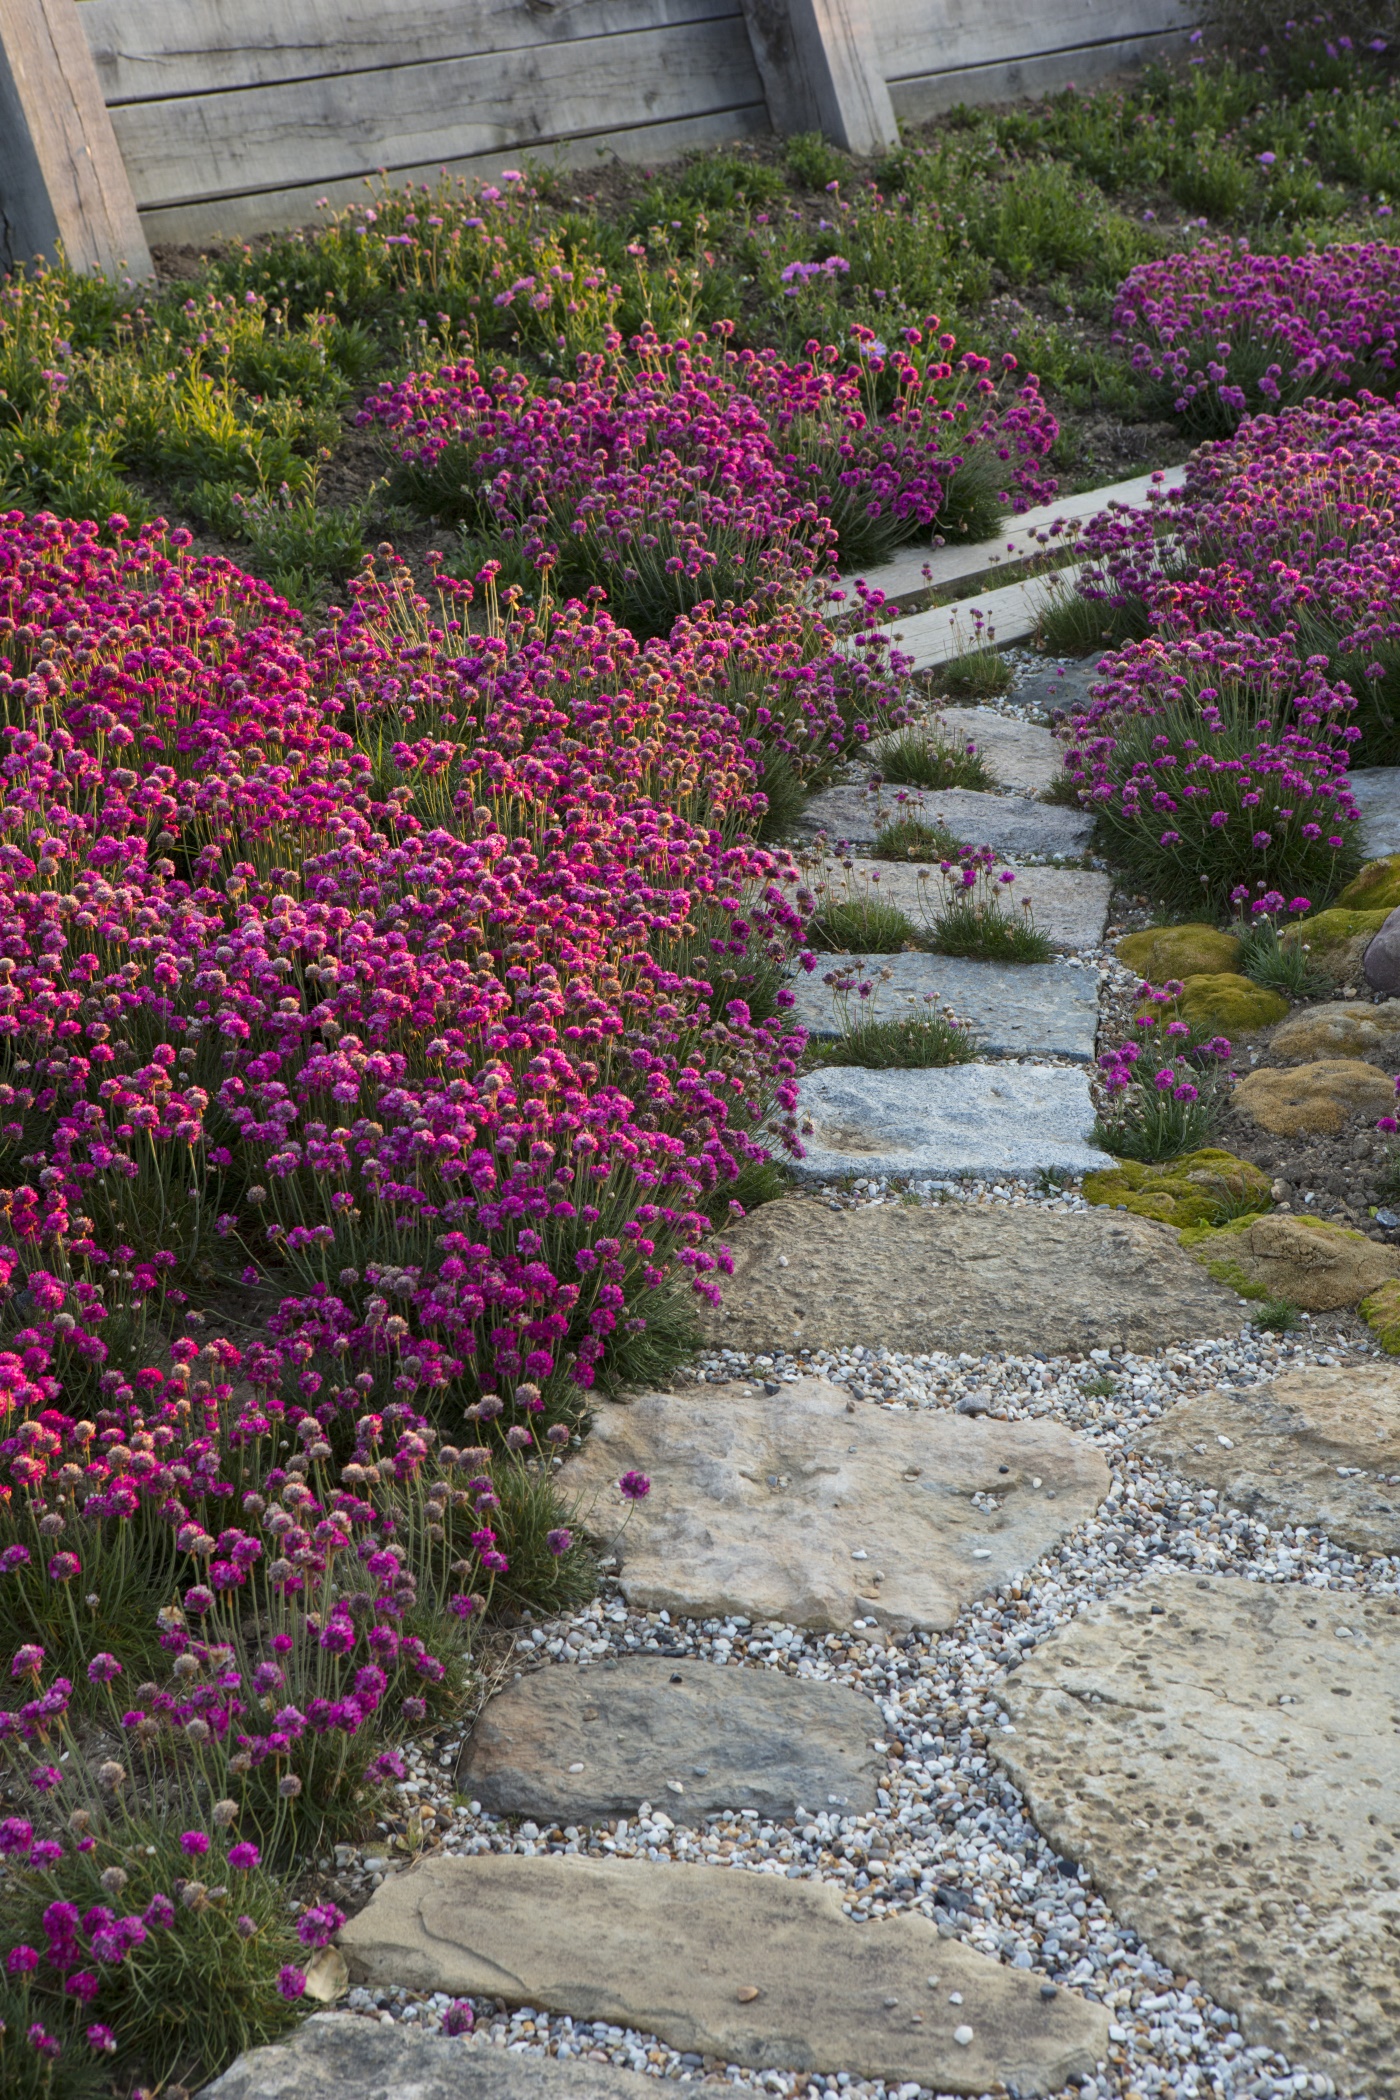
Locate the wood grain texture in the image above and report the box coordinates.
[877,0,1194,80]
[107,15,763,208]
[84,0,742,101]
[133,102,768,244]
[888,27,1191,122]
[0,0,151,276]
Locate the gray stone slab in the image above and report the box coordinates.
[1136,1366,1400,1554]
[790,952,1099,1061]
[703,1200,1246,1356]
[925,705,1063,794]
[1346,765,1400,856]
[804,854,1112,953]
[204,2015,653,2100]
[790,1062,1113,1181]
[993,1570,1400,2097]
[799,783,1093,857]
[561,1377,1109,1633]
[340,1854,1110,2096]
[461,1657,881,1822]
[1012,657,1108,718]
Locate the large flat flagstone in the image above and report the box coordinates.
[993,1570,1400,2095]
[204,2015,653,2099]
[804,854,1111,952]
[790,1062,1112,1181]
[1137,1365,1400,1555]
[701,1201,1248,1356]
[797,783,1094,857]
[790,953,1099,1060]
[461,1657,881,1821]
[339,1854,1109,2096]
[1346,766,1400,856]
[559,1375,1108,1632]
[924,706,1064,795]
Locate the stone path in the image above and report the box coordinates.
[560,1375,1109,1632]
[205,2015,656,2099]
[993,1570,1400,2095]
[460,1657,883,1821]
[1137,1364,1400,1554]
[339,1854,1110,2096]
[889,704,1064,795]
[799,781,1094,857]
[1346,765,1400,855]
[700,1202,1248,1357]
[789,952,1100,1059]
[803,853,1112,952]
[789,1063,1111,1181]
[837,467,1188,612]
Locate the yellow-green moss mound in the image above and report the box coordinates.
[1183,1211,1400,1311]
[1116,923,1241,981]
[1361,1278,1400,1354]
[1337,855,1400,913]
[1136,973,1288,1035]
[1083,1149,1272,1229]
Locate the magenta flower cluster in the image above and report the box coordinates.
[358,322,1057,608]
[1113,240,1400,429]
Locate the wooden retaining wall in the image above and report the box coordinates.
[1,0,1197,272]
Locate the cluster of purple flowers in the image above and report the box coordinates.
[359,321,1057,603]
[1113,240,1400,429]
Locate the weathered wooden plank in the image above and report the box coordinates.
[109,17,764,210]
[888,28,1191,125]
[135,102,770,246]
[0,0,152,277]
[83,0,742,103]
[740,0,897,152]
[876,0,1195,82]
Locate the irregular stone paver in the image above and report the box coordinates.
[1137,1366,1400,1554]
[790,1063,1113,1182]
[922,706,1063,795]
[1233,1057,1394,1135]
[1345,763,1400,856]
[700,1201,1247,1356]
[884,567,1088,671]
[461,1657,881,1821]
[1013,657,1108,716]
[339,1854,1109,2097]
[798,783,1094,857]
[1269,997,1400,1063]
[559,1375,1108,1632]
[803,854,1111,952]
[993,1570,1400,2094]
[1188,1211,1400,1310]
[204,2014,654,2098]
[789,952,1098,1060]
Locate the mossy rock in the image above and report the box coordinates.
[1337,855,1400,913]
[1135,972,1288,1035]
[1361,1278,1400,1354]
[1083,1148,1272,1228]
[1183,1211,1400,1312]
[1116,923,1241,981]
[1281,907,1389,988]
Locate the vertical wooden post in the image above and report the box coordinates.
[0,0,152,279]
[740,0,898,156]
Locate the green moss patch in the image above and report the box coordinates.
[1082,1148,1271,1228]
[1337,856,1400,913]
[1116,923,1241,981]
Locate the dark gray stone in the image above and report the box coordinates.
[1362,901,1400,993]
[203,2015,653,2099]
[461,1657,881,1821]
[789,952,1099,1060]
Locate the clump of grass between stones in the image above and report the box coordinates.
[811,895,919,953]
[1253,1296,1303,1334]
[878,724,996,791]
[873,815,965,862]
[935,643,1013,699]
[923,847,1054,964]
[804,1007,979,1070]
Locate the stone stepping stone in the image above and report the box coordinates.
[805,854,1111,952]
[993,1569,1400,2096]
[837,466,1186,609]
[790,1063,1112,1182]
[339,1854,1109,2097]
[1011,657,1108,718]
[1136,1364,1400,1555]
[881,569,1086,671]
[559,1375,1108,1633]
[789,953,1098,1061]
[801,785,1093,860]
[799,782,1093,857]
[891,706,1063,795]
[461,1657,881,1822]
[204,2013,654,2098]
[1347,765,1400,856]
[701,1201,1246,1357]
